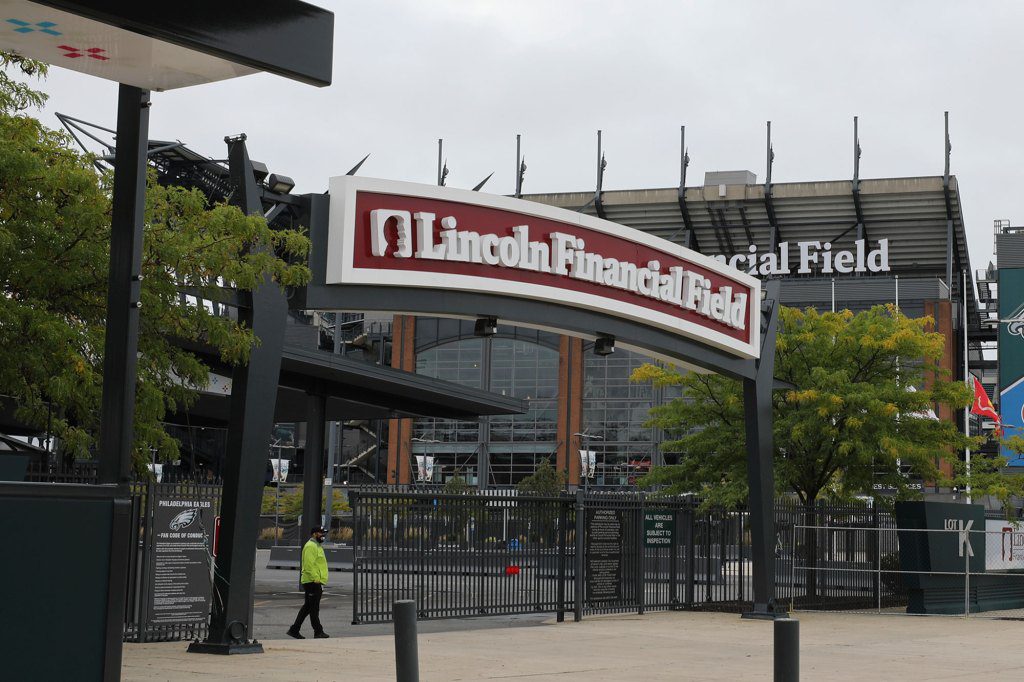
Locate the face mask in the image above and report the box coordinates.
[315,534,325,544]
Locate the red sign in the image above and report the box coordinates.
[326,178,761,359]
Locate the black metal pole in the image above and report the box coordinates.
[774,618,799,681]
[743,281,781,619]
[98,84,150,486]
[574,488,584,622]
[303,394,327,532]
[189,136,287,655]
[394,599,420,682]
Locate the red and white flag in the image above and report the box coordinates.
[970,377,1000,422]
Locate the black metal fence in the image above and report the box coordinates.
[351,491,899,624]
[775,502,903,612]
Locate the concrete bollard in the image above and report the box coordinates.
[394,600,419,682]
[774,617,799,681]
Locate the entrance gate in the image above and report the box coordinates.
[310,176,783,618]
[351,490,775,623]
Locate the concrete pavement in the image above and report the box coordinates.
[123,610,1024,681]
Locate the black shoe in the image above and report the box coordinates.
[314,631,330,639]
[287,628,305,639]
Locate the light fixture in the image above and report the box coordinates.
[250,160,269,183]
[594,334,615,356]
[474,317,498,337]
[267,173,295,193]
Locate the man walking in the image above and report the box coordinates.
[288,525,330,639]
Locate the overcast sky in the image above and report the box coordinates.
[33,0,1024,272]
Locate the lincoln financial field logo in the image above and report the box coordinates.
[169,508,200,531]
[1003,526,1024,562]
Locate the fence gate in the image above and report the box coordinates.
[351,491,794,624]
[351,491,573,623]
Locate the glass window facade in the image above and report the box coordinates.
[410,319,674,488]
[414,338,483,444]
[582,347,660,487]
[412,323,560,485]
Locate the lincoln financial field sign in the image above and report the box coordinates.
[709,239,891,276]
[326,178,761,358]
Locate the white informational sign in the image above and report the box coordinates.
[986,519,1024,571]
[269,458,290,483]
[579,450,597,479]
[146,462,163,483]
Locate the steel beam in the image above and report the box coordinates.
[942,111,963,290]
[852,116,867,243]
[302,393,327,532]
[594,130,607,220]
[742,280,781,619]
[190,136,288,655]
[764,121,782,254]
[98,84,150,487]
[675,126,699,251]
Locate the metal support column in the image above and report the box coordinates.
[190,136,288,654]
[742,281,781,619]
[594,130,607,220]
[98,84,150,487]
[477,336,492,490]
[303,394,327,532]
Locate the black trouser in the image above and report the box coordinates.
[292,582,324,634]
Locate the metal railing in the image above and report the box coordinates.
[787,524,1024,619]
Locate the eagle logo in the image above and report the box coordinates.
[1007,302,1024,338]
[169,508,200,531]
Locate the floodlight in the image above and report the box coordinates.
[267,173,295,194]
[594,335,615,356]
[474,317,498,337]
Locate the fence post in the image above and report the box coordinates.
[137,480,156,642]
[873,505,881,614]
[964,531,970,619]
[637,492,645,615]
[669,506,679,609]
[350,491,360,625]
[417,496,426,617]
[574,488,584,622]
[684,500,695,608]
[557,498,568,622]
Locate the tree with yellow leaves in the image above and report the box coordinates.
[632,305,973,506]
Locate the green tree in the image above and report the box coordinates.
[261,486,350,521]
[516,459,565,496]
[443,475,473,495]
[0,54,310,469]
[948,435,1024,517]
[632,305,974,507]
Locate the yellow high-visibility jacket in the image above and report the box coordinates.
[300,539,328,585]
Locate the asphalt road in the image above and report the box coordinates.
[251,549,550,640]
